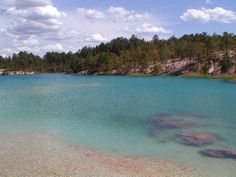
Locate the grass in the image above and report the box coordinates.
[228,78,236,83]
[127,73,152,76]
[180,73,236,83]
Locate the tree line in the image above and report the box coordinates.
[0,32,236,74]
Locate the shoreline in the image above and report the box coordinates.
[1,71,236,83]
[70,72,236,83]
[178,73,236,83]
[0,132,203,177]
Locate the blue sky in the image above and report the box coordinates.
[0,0,236,56]
[53,0,236,36]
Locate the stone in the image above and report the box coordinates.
[180,112,206,118]
[149,118,194,129]
[155,112,172,118]
[200,149,236,160]
[176,133,218,146]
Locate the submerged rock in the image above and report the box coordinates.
[200,149,236,160]
[179,112,206,119]
[153,112,172,118]
[149,118,195,129]
[176,133,218,146]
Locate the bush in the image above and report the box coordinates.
[202,63,210,74]
[220,53,232,73]
[154,63,161,74]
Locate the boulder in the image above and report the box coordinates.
[156,112,172,118]
[200,149,236,160]
[180,112,206,119]
[149,118,194,129]
[151,112,172,119]
[176,133,218,146]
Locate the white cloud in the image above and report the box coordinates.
[181,9,211,23]
[107,6,129,17]
[22,35,39,45]
[0,1,170,56]
[17,46,40,53]
[107,6,150,22]
[85,33,108,42]
[21,5,64,19]
[205,0,213,4]
[0,0,71,56]
[0,29,19,39]
[135,23,171,34]
[6,2,65,35]
[77,6,150,22]
[42,43,64,52]
[77,8,105,20]
[14,0,52,9]
[0,48,14,57]
[181,7,236,23]
[126,12,150,22]
[206,7,236,23]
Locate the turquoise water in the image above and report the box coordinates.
[0,74,235,176]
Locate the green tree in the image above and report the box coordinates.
[220,52,232,73]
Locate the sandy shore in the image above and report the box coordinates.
[0,132,203,177]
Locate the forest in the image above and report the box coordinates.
[0,32,236,75]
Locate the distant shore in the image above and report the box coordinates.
[179,74,236,83]
[80,72,236,83]
[1,69,236,83]
[0,69,36,76]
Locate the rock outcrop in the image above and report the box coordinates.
[0,70,36,76]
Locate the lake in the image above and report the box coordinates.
[0,74,235,177]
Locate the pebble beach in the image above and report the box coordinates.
[0,133,202,177]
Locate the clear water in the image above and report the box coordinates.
[0,74,235,176]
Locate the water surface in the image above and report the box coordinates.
[0,74,235,177]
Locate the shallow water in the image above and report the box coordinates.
[0,74,235,176]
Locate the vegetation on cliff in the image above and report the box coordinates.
[0,32,236,75]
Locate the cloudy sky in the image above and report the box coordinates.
[0,0,236,56]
